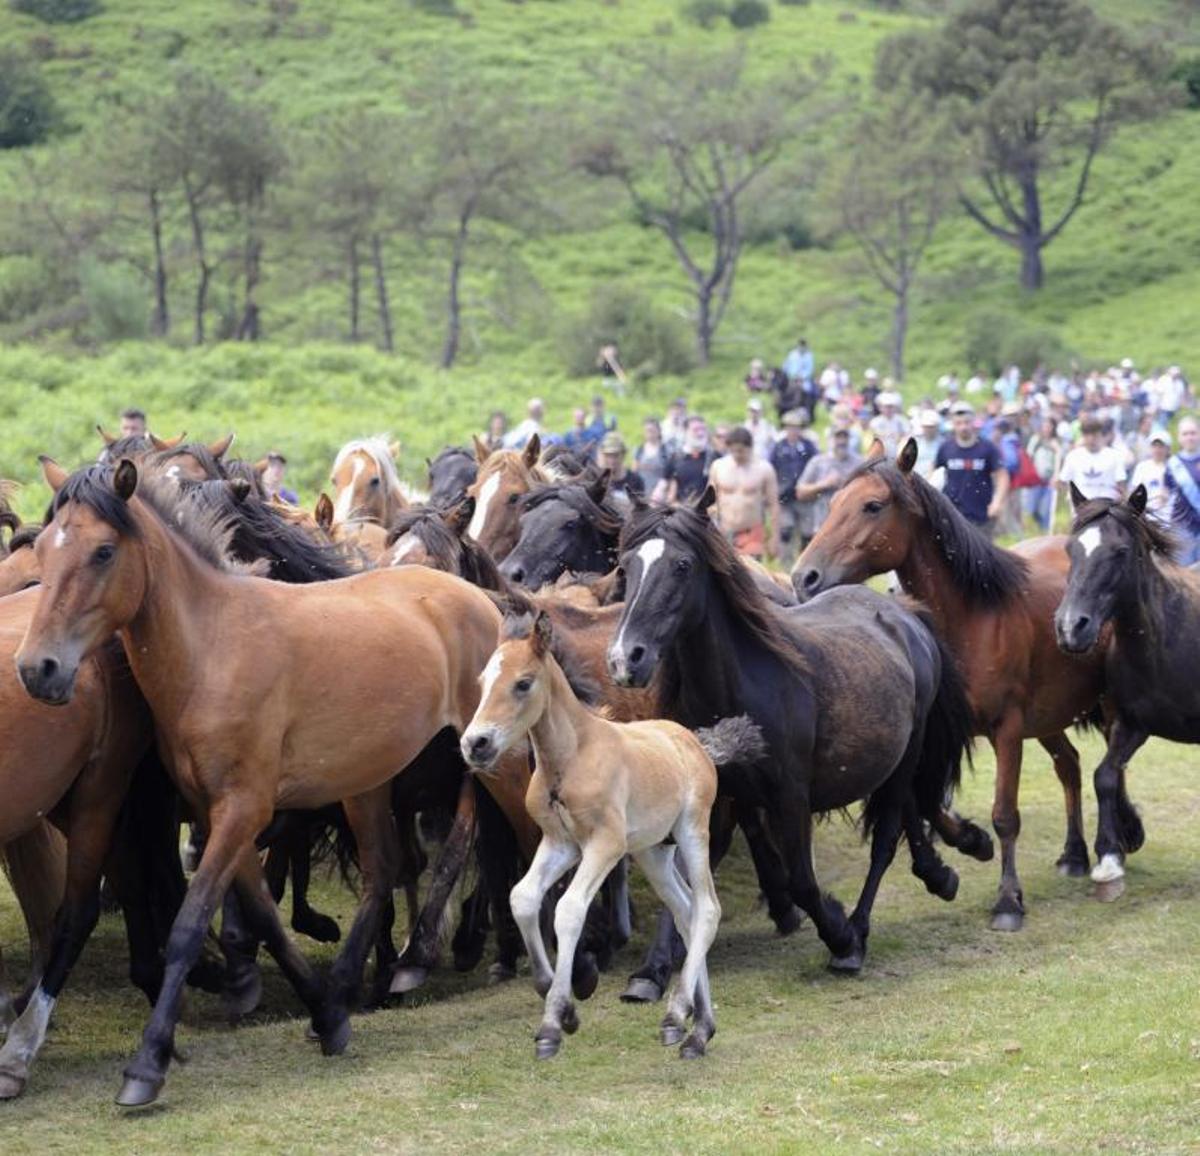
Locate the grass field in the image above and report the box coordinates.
[2,731,1198,1154]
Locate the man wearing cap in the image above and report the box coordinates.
[262,452,299,505]
[860,368,882,413]
[709,426,780,561]
[1164,417,1200,564]
[770,410,818,565]
[934,401,1009,536]
[795,427,861,547]
[1130,430,1173,526]
[745,398,777,460]
[913,411,944,478]
[868,390,907,458]
[656,415,716,505]
[597,432,644,508]
[1059,416,1127,502]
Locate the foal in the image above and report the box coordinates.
[462,611,760,1060]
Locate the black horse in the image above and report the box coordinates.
[426,446,478,509]
[606,489,974,977]
[1054,483,1187,886]
[499,472,623,590]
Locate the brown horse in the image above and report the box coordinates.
[793,440,1109,930]
[15,458,534,1106]
[329,436,411,536]
[466,434,547,560]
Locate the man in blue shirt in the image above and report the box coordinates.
[1164,415,1200,565]
[934,401,1009,537]
[770,409,818,565]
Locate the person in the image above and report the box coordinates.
[503,398,546,450]
[913,411,944,478]
[1154,365,1188,426]
[795,427,861,547]
[1024,416,1061,532]
[661,397,689,452]
[867,391,907,458]
[597,432,645,506]
[1058,415,1127,502]
[120,407,147,439]
[561,408,595,456]
[859,368,882,414]
[934,401,1008,536]
[745,357,769,394]
[655,415,715,504]
[769,409,818,565]
[782,337,814,401]
[586,395,615,444]
[744,398,776,460]
[261,451,299,505]
[711,423,731,458]
[828,403,862,454]
[1130,430,1173,526]
[708,426,780,561]
[597,343,627,396]
[1164,416,1200,565]
[480,410,508,452]
[632,417,668,499]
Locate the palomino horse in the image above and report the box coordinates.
[1055,484,1189,885]
[793,440,1110,930]
[462,611,752,1060]
[606,489,975,978]
[15,459,534,1106]
[329,436,410,538]
[466,434,547,560]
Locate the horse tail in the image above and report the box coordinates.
[1073,702,1107,736]
[694,715,768,769]
[1,821,67,974]
[307,805,360,892]
[911,630,976,825]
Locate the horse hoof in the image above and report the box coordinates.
[774,905,804,937]
[293,913,341,945]
[660,1022,686,1047]
[0,1071,27,1100]
[959,825,995,862]
[487,962,517,986]
[620,977,663,1004]
[320,1015,352,1056]
[1093,878,1126,904]
[571,954,600,1002]
[1091,853,1125,884]
[222,969,262,1021]
[828,950,864,975]
[1056,856,1090,878]
[534,1035,561,1061]
[930,868,959,902]
[989,909,1024,933]
[561,1004,580,1035]
[679,1035,707,1060]
[389,966,430,995]
[116,1076,163,1108]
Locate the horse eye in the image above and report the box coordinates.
[92,544,116,566]
[369,477,381,488]
[507,494,520,506]
[674,558,691,574]
[514,677,533,694]
[565,520,579,531]
[863,500,885,515]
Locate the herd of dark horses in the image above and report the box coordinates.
[0,424,1195,1107]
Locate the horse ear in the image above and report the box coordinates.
[1128,484,1148,517]
[867,438,886,461]
[443,495,475,537]
[696,484,717,515]
[630,489,649,514]
[472,435,493,465]
[1068,481,1089,512]
[113,458,138,502]
[208,433,235,460]
[587,468,611,505]
[897,437,918,475]
[228,478,252,504]
[522,433,541,469]
[532,609,553,655]
[96,424,116,446]
[388,440,401,461]
[39,455,69,493]
[148,432,186,451]
[252,457,269,475]
[315,492,334,530]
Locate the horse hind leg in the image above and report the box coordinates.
[903,799,959,903]
[989,721,1027,932]
[1039,733,1090,877]
[931,807,995,863]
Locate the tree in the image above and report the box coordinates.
[825,94,955,381]
[882,0,1172,291]
[579,48,836,365]
[0,53,60,149]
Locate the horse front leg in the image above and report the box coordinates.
[990,718,1026,931]
[1091,721,1149,885]
[1039,732,1090,877]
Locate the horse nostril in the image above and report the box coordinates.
[1074,615,1090,634]
[628,644,646,666]
[39,657,59,680]
[470,735,491,757]
[802,569,821,591]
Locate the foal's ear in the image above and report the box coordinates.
[314,492,334,530]
[1068,481,1089,512]
[96,424,116,446]
[532,609,553,655]
[39,455,69,493]
[444,495,475,537]
[897,437,918,475]
[867,438,886,462]
[587,468,611,505]
[113,458,139,502]
[208,433,235,460]
[472,435,493,465]
[1127,484,1148,518]
[696,484,717,515]
[522,433,542,470]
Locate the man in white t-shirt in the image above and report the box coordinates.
[1130,430,1173,525]
[1059,416,1127,501]
[868,391,908,459]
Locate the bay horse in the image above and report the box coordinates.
[462,610,754,1060]
[427,446,478,509]
[606,488,975,976]
[14,459,532,1107]
[466,434,547,560]
[1055,484,1186,884]
[793,440,1110,930]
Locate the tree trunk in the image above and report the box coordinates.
[371,232,393,353]
[440,211,471,370]
[695,287,713,367]
[1019,174,1044,291]
[183,178,210,345]
[148,188,169,338]
[236,225,262,342]
[348,235,361,343]
[890,285,908,383]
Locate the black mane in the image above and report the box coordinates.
[98,435,152,464]
[150,441,229,480]
[388,504,506,591]
[852,457,1029,608]
[519,479,624,540]
[1072,497,1180,559]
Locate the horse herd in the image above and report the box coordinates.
[0,424,1194,1108]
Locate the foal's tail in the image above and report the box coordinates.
[694,715,767,768]
[912,630,975,824]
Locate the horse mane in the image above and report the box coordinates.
[500,603,603,708]
[334,436,405,498]
[621,502,809,677]
[150,441,228,480]
[852,457,1029,608]
[1072,497,1180,559]
[430,445,474,469]
[540,444,590,480]
[98,435,152,463]
[519,479,624,540]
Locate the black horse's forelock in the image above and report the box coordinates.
[518,479,624,539]
[1072,497,1180,558]
[853,457,1029,608]
[53,465,141,538]
[430,445,474,469]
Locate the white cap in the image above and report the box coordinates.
[1120,357,1134,370]
[1150,429,1172,447]
[877,390,900,408]
[919,410,941,427]
[864,368,880,383]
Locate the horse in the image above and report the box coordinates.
[499,472,623,590]
[462,610,752,1061]
[605,488,975,979]
[329,435,410,534]
[1054,483,1190,885]
[793,440,1111,930]
[466,434,548,560]
[14,458,536,1106]
[427,446,478,509]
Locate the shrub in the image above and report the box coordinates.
[728,0,770,27]
[1171,57,1200,110]
[0,256,61,324]
[10,0,102,22]
[963,310,1074,378]
[681,0,727,29]
[0,54,60,148]
[80,259,148,341]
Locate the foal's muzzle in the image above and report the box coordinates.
[460,729,500,772]
[15,654,78,706]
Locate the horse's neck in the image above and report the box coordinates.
[528,660,595,782]
[895,530,972,635]
[666,578,757,723]
[1111,553,1176,660]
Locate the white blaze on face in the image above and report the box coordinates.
[611,537,667,672]
[53,525,68,549]
[467,472,501,541]
[479,648,506,709]
[390,533,421,565]
[332,456,365,526]
[1078,526,1103,558]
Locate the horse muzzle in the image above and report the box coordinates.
[606,642,656,689]
[1054,610,1100,655]
[460,729,500,773]
[15,654,78,706]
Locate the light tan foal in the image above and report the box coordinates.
[462,611,756,1061]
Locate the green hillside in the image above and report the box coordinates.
[1,0,1199,501]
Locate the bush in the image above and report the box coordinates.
[728,0,770,27]
[80,260,147,341]
[1171,57,1200,110]
[681,0,727,29]
[963,310,1074,378]
[10,0,102,22]
[0,54,60,148]
[558,283,696,380]
[0,256,62,324]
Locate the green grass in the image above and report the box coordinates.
[2,731,1199,1154]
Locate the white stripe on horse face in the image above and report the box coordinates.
[332,456,364,525]
[612,538,667,662]
[53,526,68,549]
[390,533,421,565]
[467,473,501,542]
[1079,526,1103,558]
[479,649,506,708]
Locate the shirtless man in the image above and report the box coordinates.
[708,426,780,560]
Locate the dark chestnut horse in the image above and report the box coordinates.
[794,440,1111,930]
